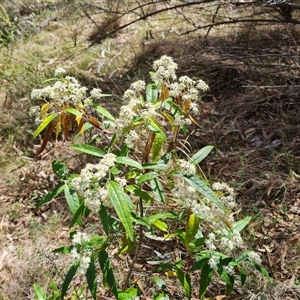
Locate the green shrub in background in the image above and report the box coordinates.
[31,56,269,299]
[0,5,17,48]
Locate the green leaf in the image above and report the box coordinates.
[146,83,158,103]
[99,204,117,235]
[152,220,168,232]
[235,250,251,264]
[157,150,174,164]
[52,245,72,254]
[94,104,115,121]
[190,257,209,272]
[189,146,214,165]
[131,213,151,229]
[70,144,104,157]
[147,213,177,222]
[98,250,118,298]
[152,134,164,162]
[150,178,165,203]
[52,160,68,179]
[252,263,270,278]
[137,172,158,184]
[220,268,234,295]
[240,267,247,285]
[64,185,80,215]
[194,237,206,247]
[152,276,166,289]
[185,214,200,249]
[107,181,134,241]
[33,113,57,139]
[142,163,169,171]
[199,261,213,299]
[86,257,97,300]
[36,183,64,209]
[115,156,143,169]
[33,284,46,300]
[147,117,166,140]
[182,174,226,211]
[126,185,153,202]
[69,203,85,228]
[61,261,80,299]
[233,216,252,232]
[64,107,83,117]
[176,268,191,300]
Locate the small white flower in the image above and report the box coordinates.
[248,251,262,265]
[208,256,219,270]
[131,80,146,92]
[54,67,67,77]
[174,114,191,126]
[78,254,91,275]
[90,88,102,99]
[196,80,209,91]
[72,232,90,245]
[224,265,235,276]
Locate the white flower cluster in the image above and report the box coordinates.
[90,88,102,99]
[248,251,262,265]
[174,114,192,127]
[31,70,87,111]
[124,130,139,148]
[54,67,67,77]
[176,159,196,175]
[170,75,208,95]
[112,80,158,141]
[29,105,42,124]
[212,182,236,210]
[70,232,91,275]
[152,55,178,82]
[71,153,117,212]
[172,178,244,256]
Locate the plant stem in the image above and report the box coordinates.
[123,197,144,289]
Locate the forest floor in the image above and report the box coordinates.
[0,1,300,299]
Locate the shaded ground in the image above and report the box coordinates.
[0,10,300,300]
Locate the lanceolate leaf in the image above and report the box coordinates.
[176,268,191,300]
[61,261,80,299]
[182,174,226,211]
[189,146,214,165]
[185,214,200,249]
[69,203,85,228]
[199,261,213,298]
[115,156,143,169]
[147,117,167,140]
[86,257,97,300]
[64,185,81,215]
[107,181,134,241]
[233,216,252,232]
[33,113,57,139]
[94,104,115,121]
[137,172,158,184]
[70,144,104,157]
[36,183,65,209]
[152,134,164,162]
[64,107,83,118]
[98,250,118,298]
[146,83,158,103]
[150,178,165,203]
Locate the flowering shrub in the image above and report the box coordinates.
[32,56,268,299]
